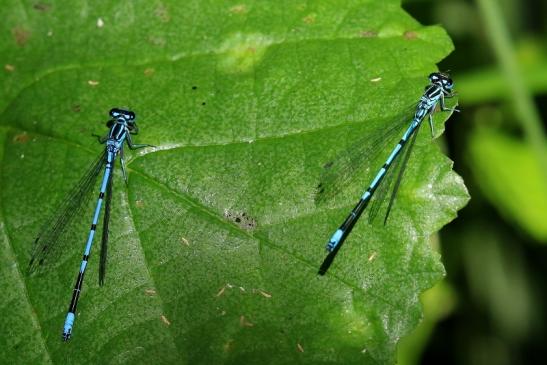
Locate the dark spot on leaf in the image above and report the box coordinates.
[316,185,324,194]
[224,210,257,230]
[12,27,31,46]
[202,102,206,106]
[323,161,333,169]
[192,86,197,90]
[33,3,50,12]
[72,104,81,112]
[360,30,377,38]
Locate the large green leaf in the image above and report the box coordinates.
[467,127,547,242]
[0,1,468,364]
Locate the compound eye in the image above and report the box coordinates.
[128,111,135,120]
[109,108,121,117]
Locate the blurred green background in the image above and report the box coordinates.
[398,0,547,364]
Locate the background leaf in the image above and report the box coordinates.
[0,1,468,364]
[467,127,547,242]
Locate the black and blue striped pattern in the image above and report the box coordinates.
[29,108,151,341]
[62,151,115,340]
[60,109,152,341]
[319,72,457,275]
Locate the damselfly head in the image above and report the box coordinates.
[109,108,136,121]
[429,72,453,91]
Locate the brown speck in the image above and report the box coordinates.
[239,315,254,327]
[72,104,81,112]
[180,237,189,246]
[160,315,171,326]
[135,200,144,207]
[303,13,316,24]
[88,80,99,86]
[370,77,382,82]
[155,4,171,22]
[143,68,155,76]
[216,286,226,297]
[258,290,272,298]
[33,3,50,12]
[12,27,31,46]
[5,64,15,72]
[229,5,247,14]
[13,133,30,144]
[360,30,377,38]
[297,343,304,352]
[145,288,156,296]
[148,36,166,47]
[223,339,235,352]
[404,31,417,39]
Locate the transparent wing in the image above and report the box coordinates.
[382,119,421,225]
[28,151,106,274]
[368,119,423,225]
[315,104,418,205]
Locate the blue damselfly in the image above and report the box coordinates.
[317,72,458,275]
[28,108,152,341]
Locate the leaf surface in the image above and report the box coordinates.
[0,1,468,364]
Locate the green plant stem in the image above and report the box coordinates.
[475,0,547,182]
